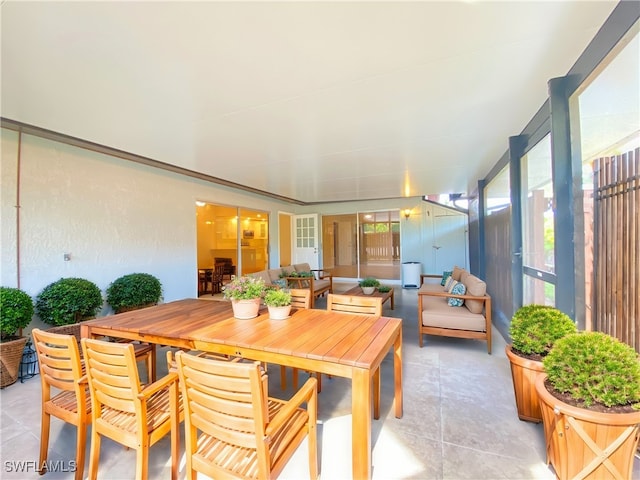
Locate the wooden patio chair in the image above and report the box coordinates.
[31,328,91,480]
[80,338,182,480]
[326,293,383,316]
[174,351,318,479]
[280,288,321,391]
[326,294,384,419]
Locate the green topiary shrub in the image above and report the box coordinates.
[106,273,162,313]
[36,278,103,326]
[0,287,34,340]
[509,304,577,357]
[543,331,640,408]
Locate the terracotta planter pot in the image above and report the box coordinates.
[231,298,261,319]
[535,374,640,480]
[0,336,28,388]
[505,345,544,423]
[268,305,291,320]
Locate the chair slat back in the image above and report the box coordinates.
[326,294,383,316]
[289,288,311,309]
[81,339,141,414]
[175,352,267,453]
[32,328,84,392]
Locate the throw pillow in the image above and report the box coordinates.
[440,270,453,286]
[444,276,456,292]
[273,278,287,288]
[448,281,466,307]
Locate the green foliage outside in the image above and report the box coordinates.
[509,304,576,356]
[543,332,640,408]
[106,273,162,312]
[36,277,103,326]
[0,287,34,339]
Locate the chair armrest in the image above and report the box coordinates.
[266,376,317,435]
[138,371,179,400]
[311,269,332,279]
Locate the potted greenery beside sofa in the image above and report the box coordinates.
[536,331,640,480]
[505,305,577,422]
[0,287,34,387]
[35,277,103,336]
[106,273,162,313]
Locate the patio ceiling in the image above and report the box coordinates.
[0,1,618,204]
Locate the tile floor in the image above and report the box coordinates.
[1,284,638,479]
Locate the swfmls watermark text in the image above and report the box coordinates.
[4,460,77,473]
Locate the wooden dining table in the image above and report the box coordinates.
[80,298,403,480]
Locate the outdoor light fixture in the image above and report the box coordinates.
[403,209,412,219]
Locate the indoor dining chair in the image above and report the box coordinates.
[81,338,182,480]
[174,351,318,479]
[31,328,91,480]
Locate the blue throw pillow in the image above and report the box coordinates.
[273,278,287,288]
[448,281,466,307]
[440,271,452,286]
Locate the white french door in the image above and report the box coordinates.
[292,214,319,269]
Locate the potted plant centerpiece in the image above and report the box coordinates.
[106,273,163,313]
[35,277,103,335]
[0,287,34,387]
[223,276,266,319]
[536,331,640,480]
[264,289,292,320]
[505,305,576,422]
[359,277,380,295]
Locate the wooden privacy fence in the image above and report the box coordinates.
[593,148,639,353]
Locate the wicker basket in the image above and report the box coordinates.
[0,336,28,388]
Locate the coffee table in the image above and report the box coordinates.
[342,285,395,309]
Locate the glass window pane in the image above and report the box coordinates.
[521,135,555,274]
[485,165,510,215]
[523,276,555,306]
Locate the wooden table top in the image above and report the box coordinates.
[81,298,401,373]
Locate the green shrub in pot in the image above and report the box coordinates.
[264,289,292,307]
[509,304,577,359]
[543,331,640,408]
[0,287,34,340]
[106,273,162,313]
[359,277,380,288]
[36,277,103,326]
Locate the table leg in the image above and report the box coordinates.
[394,330,403,418]
[352,368,372,479]
[390,289,395,309]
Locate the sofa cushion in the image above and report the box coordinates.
[459,270,471,287]
[448,281,466,307]
[249,270,271,285]
[463,274,487,314]
[418,283,445,294]
[293,263,311,274]
[420,296,486,332]
[452,265,465,281]
[281,265,296,276]
[268,268,284,283]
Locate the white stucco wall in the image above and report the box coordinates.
[0,129,291,329]
[1,127,469,332]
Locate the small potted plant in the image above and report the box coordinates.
[536,331,640,479]
[264,289,292,320]
[222,276,266,319]
[106,273,163,313]
[505,305,576,422]
[359,277,380,295]
[0,287,34,387]
[35,277,103,333]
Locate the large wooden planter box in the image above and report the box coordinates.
[505,345,544,423]
[535,374,640,480]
